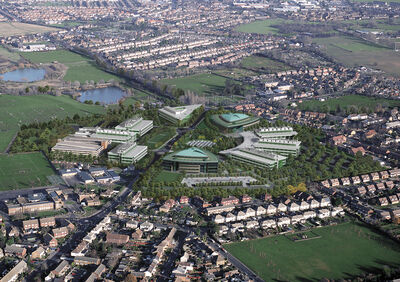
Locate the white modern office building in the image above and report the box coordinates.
[158,104,202,125]
[254,138,301,156]
[256,127,297,139]
[108,142,148,164]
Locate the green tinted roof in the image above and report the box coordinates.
[220,113,249,123]
[163,147,218,163]
[175,148,208,158]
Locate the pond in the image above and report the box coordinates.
[0,68,46,82]
[79,87,126,105]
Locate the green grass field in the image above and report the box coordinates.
[298,94,400,113]
[0,152,55,190]
[161,73,226,95]
[20,50,122,83]
[0,46,21,62]
[145,127,176,149]
[240,55,292,73]
[236,19,289,34]
[0,94,105,152]
[154,171,182,184]
[313,36,400,76]
[224,222,400,281]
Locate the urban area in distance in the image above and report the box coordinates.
[0,0,400,281]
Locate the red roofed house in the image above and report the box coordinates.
[351,146,366,156]
[106,232,129,245]
[331,135,347,146]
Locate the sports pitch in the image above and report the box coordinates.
[224,222,400,281]
[0,94,105,152]
[0,152,55,190]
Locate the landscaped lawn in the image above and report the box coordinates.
[298,94,400,114]
[0,152,55,190]
[154,171,183,184]
[144,126,176,150]
[0,94,105,152]
[224,221,400,281]
[20,50,122,83]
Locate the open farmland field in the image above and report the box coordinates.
[0,152,55,190]
[0,94,105,152]
[0,22,58,36]
[298,94,400,114]
[240,55,292,73]
[313,36,400,76]
[224,222,400,281]
[21,50,122,83]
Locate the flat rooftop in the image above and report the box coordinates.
[159,104,202,121]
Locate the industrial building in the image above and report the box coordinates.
[108,142,148,164]
[162,147,218,173]
[158,104,202,125]
[228,149,287,169]
[210,112,259,132]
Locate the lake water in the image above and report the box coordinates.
[79,87,126,104]
[0,68,46,82]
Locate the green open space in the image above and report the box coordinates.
[313,36,400,76]
[224,222,400,281]
[240,55,292,73]
[142,126,176,150]
[0,152,55,190]
[153,171,183,184]
[20,50,122,83]
[161,72,249,105]
[0,22,58,37]
[235,18,289,35]
[298,94,400,114]
[0,94,105,152]
[161,73,226,95]
[0,46,21,62]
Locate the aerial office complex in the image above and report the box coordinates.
[211,113,260,132]
[162,147,218,173]
[52,117,153,163]
[158,104,202,125]
[220,126,300,168]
